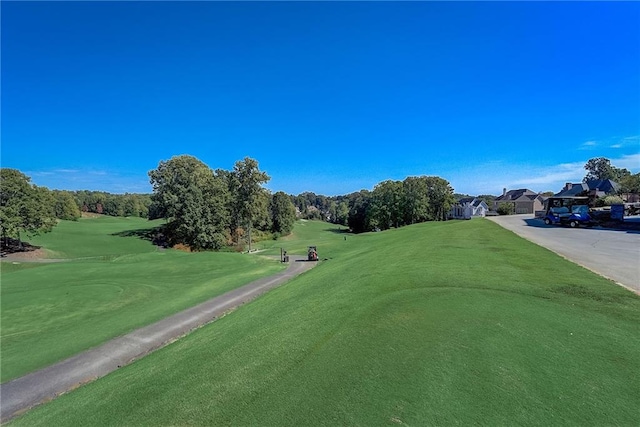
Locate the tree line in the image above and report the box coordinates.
[290,176,455,233]
[15,154,637,251]
[0,169,154,247]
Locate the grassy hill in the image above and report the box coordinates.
[0,216,285,382]
[7,219,639,425]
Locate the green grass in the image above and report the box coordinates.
[1,217,285,382]
[25,216,167,259]
[7,220,640,425]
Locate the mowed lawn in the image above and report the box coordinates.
[8,219,640,426]
[0,216,285,382]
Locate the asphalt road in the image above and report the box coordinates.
[488,214,640,294]
[0,255,317,423]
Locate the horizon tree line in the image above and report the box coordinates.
[2,157,637,249]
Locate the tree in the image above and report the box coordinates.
[232,157,270,251]
[619,173,640,195]
[149,155,230,250]
[0,169,57,246]
[53,190,81,220]
[402,177,430,224]
[347,190,373,233]
[270,191,296,235]
[423,176,455,221]
[584,157,631,182]
[371,180,404,229]
[334,200,349,225]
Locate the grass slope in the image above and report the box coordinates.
[8,220,640,426]
[25,216,166,259]
[1,217,284,382]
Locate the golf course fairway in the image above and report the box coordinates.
[4,218,640,425]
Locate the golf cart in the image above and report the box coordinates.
[544,197,592,228]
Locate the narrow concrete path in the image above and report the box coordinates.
[0,256,317,423]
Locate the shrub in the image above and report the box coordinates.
[497,203,515,215]
[602,195,624,206]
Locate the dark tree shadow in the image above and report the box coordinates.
[1,237,41,256]
[324,228,351,234]
[111,226,169,246]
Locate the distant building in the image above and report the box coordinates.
[493,188,544,214]
[450,197,489,219]
[554,180,620,198]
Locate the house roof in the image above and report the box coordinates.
[495,189,539,202]
[554,179,619,197]
[454,197,488,208]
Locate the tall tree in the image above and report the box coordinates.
[423,176,455,221]
[371,180,404,229]
[232,157,270,251]
[0,169,57,246]
[149,155,230,250]
[584,157,631,182]
[53,190,81,220]
[347,190,373,233]
[270,191,296,235]
[402,177,430,224]
[619,173,640,194]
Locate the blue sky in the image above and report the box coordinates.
[2,2,639,196]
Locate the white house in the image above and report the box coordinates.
[450,197,489,219]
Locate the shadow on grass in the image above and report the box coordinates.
[1,238,41,256]
[111,226,168,246]
[323,228,351,234]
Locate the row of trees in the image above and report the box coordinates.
[0,169,156,247]
[289,176,455,233]
[25,155,640,249]
[74,191,152,218]
[148,156,296,251]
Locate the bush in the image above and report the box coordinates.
[497,203,515,215]
[602,195,624,206]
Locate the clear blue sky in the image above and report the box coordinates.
[2,1,639,196]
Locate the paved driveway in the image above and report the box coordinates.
[487,214,639,294]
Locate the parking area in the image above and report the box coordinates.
[488,214,640,294]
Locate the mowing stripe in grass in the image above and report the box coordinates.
[0,256,316,423]
[7,220,639,426]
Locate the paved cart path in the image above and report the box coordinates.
[0,256,317,422]
[488,215,639,294]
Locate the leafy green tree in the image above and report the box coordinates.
[618,173,640,194]
[0,169,57,246]
[423,176,455,221]
[232,157,270,251]
[402,177,430,224]
[347,190,373,233]
[584,157,631,182]
[371,180,404,229]
[53,190,81,220]
[334,200,349,225]
[270,191,296,235]
[149,155,230,250]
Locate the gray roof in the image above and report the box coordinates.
[554,180,619,197]
[495,189,538,202]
